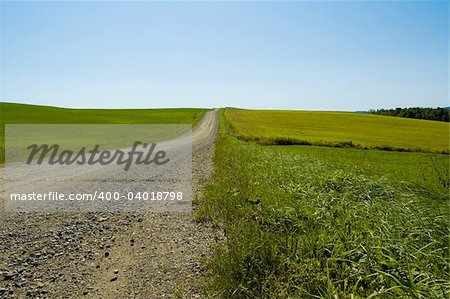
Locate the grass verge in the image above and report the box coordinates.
[198,110,449,298]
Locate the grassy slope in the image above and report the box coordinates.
[225,109,450,153]
[0,102,207,125]
[199,110,449,298]
[0,102,209,163]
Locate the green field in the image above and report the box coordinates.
[0,102,208,163]
[270,145,449,195]
[198,110,449,298]
[225,109,450,153]
[0,102,207,125]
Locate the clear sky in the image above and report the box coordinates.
[0,1,448,110]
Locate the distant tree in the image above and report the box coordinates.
[368,107,450,122]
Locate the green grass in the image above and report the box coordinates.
[198,110,449,298]
[0,102,208,163]
[0,102,207,125]
[225,108,450,153]
[270,145,449,195]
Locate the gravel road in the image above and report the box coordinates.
[0,109,221,298]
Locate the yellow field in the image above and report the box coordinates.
[225,109,450,153]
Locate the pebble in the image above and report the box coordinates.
[110,276,118,282]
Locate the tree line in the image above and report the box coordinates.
[368,107,449,122]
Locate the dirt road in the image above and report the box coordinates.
[0,109,220,298]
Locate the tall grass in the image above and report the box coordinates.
[270,145,450,195]
[198,111,449,298]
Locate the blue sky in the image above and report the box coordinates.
[0,1,448,110]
